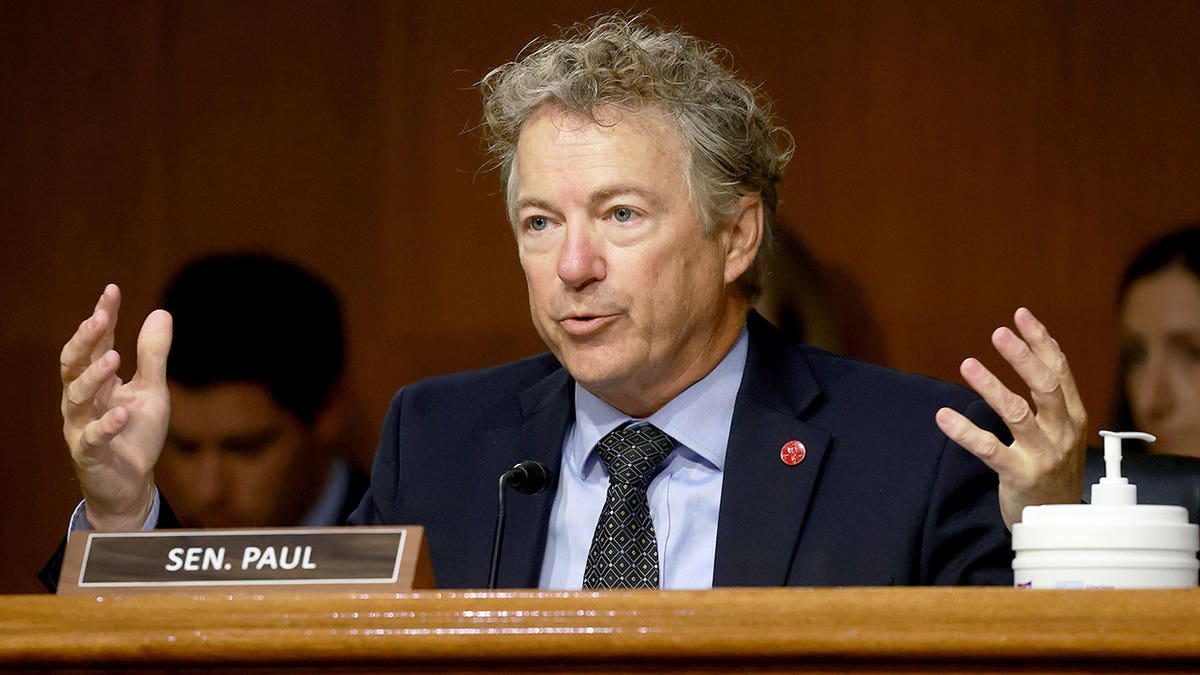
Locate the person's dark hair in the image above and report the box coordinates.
[1112,224,1200,436]
[1117,225,1200,303]
[161,253,344,426]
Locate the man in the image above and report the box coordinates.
[155,253,365,529]
[52,15,1084,590]
[40,254,366,590]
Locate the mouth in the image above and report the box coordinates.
[559,313,618,336]
[1150,427,1183,446]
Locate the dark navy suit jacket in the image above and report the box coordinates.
[348,312,1014,588]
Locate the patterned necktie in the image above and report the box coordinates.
[582,422,676,589]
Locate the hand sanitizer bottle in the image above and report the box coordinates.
[1012,430,1199,588]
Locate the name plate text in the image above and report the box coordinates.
[58,526,434,594]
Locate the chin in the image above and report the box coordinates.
[568,366,641,403]
[1160,438,1200,459]
[192,516,247,530]
[566,364,630,393]
[557,344,635,384]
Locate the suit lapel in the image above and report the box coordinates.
[486,314,831,588]
[713,312,832,586]
[494,367,574,588]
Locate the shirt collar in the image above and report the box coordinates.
[298,457,351,527]
[570,326,749,475]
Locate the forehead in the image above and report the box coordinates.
[510,106,688,196]
[522,103,682,146]
[1123,267,1200,330]
[167,381,300,436]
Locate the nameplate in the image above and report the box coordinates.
[57,526,434,595]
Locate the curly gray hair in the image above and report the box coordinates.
[479,13,794,299]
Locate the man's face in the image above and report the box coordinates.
[1121,266,1200,458]
[158,382,330,528]
[512,106,753,416]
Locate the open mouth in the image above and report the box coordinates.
[560,314,616,335]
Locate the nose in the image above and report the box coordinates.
[556,223,605,290]
[191,449,228,506]
[1131,347,1173,422]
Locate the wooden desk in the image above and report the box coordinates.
[2,587,1198,672]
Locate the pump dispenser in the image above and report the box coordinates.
[1089,430,1149,506]
[1011,430,1199,588]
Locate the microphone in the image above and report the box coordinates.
[503,460,552,495]
[488,460,551,589]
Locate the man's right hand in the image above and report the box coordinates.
[60,284,172,531]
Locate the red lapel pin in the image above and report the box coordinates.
[780,439,806,466]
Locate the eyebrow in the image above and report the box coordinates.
[513,184,666,215]
[513,197,556,215]
[589,185,665,211]
[1165,331,1200,344]
[165,426,283,448]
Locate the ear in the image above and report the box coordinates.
[312,375,350,444]
[722,193,764,286]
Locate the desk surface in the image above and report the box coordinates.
[2,587,1198,672]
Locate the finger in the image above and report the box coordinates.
[91,284,122,362]
[75,406,130,461]
[959,357,1043,445]
[990,325,1070,432]
[60,307,112,385]
[132,309,173,386]
[62,349,122,417]
[1013,307,1086,422]
[936,406,1015,475]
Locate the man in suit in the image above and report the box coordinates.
[53,15,1085,589]
[154,254,366,530]
[40,253,368,591]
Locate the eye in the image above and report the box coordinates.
[221,429,282,457]
[165,437,199,455]
[1170,337,1200,364]
[526,215,551,232]
[223,439,270,457]
[1120,339,1147,368]
[165,432,200,454]
[612,207,635,223]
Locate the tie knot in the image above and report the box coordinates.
[595,422,675,485]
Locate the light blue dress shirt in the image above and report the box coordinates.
[69,457,355,531]
[538,327,749,590]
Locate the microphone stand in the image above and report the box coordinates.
[487,473,511,590]
[488,460,550,590]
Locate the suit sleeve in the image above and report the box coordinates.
[346,388,406,527]
[922,397,1015,586]
[36,495,182,593]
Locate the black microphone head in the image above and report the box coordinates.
[504,460,551,495]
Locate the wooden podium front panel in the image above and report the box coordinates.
[1,588,1198,672]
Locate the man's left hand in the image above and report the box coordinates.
[935,307,1087,530]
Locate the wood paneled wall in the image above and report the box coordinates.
[2,1,1198,593]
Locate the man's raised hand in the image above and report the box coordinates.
[60,284,172,531]
[936,307,1087,530]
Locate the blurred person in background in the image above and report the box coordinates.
[1114,226,1200,458]
[755,225,888,365]
[153,252,366,528]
